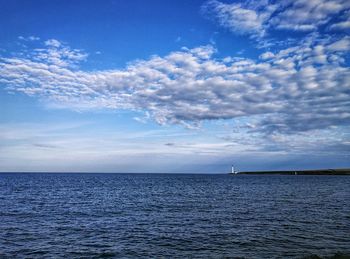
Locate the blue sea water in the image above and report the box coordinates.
[0,173,349,258]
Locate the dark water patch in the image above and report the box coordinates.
[303,252,350,259]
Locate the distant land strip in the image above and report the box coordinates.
[236,169,350,175]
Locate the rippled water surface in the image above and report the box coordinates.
[0,173,349,258]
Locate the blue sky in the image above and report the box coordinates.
[1,0,350,173]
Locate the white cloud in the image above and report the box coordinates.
[45,39,61,48]
[260,51,275,59]
[31,39,88,67]
[327,36,350,51]
[1,38,350,137]
[270,0,350,31]
[201,0,274,37]
[330,10,350,30]
[18,36,40,41]
[330,20,350,30]
[202,0,350,36]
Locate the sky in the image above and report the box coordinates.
[0,0,350,173]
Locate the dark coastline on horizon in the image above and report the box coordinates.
[236,168,350,175]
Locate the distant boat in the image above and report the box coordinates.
[229,165,239,175]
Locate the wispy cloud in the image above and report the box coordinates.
[0,121,238,172]
[202,0,350,37]
[18,35,40,41]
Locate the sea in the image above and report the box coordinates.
[0,173,349,258]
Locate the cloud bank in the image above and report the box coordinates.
[1,36,349,136]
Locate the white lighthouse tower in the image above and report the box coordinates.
[230,165,238,174]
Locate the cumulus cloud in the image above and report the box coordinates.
[260,51,275,60]
[270,0,350,31]
[202,0,350,36]
[0,37,350,136]
[201,0,275,37]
